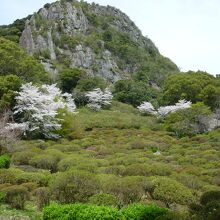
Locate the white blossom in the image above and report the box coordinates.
[10,83,76,139]
[137,102,157,115]
[137,99,191,118]
[158,100,191,117]
[85,88,113,111]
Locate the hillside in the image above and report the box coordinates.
[0,0,220,220]
[0,0,178,85]
[1,102,220,219]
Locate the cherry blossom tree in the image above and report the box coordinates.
[85,88,113,111]
[7,83,76,139]
[158,100,192,117]
[137,100,191,117]
[137,102,157,115]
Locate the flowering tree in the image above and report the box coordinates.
[7,83,76,139]
[137,100,191,117]
[137,102,157,115]
[158,100,192,117]
[85,88,113,111]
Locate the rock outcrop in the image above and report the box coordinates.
[19,0,178,83]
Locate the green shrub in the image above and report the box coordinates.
[113,80,158,107]
[162,71,220,109]
[15,171,50,186]
[21,182,38,192]
[12,150,39,165]
[0,168,18,184]
[43,203,124,220]
[59,67,85,93]
[123,163,172,177]
[89,193,118,207]
[164,102,212,137]
[29,149,64,173]
[34,187,50,210]
[0,154,10,168]
[0,191,5,203]
[58,112,85,140]
[200,191,220,205]
[189,191,220,220]
[50,170,100,203]
[102,176,146,205]
[121,203,168,220]
[152,177,195,205]
[155,212,189,220]
[2,185,29,209]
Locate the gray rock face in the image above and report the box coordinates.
[19,0,163,82]
[19,21,35,55]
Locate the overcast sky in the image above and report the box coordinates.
[1,0,219,75]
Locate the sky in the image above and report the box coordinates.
[1,0,220,76]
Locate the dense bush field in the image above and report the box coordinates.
[0,102,220,219]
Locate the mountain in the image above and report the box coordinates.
[15,0,178,84]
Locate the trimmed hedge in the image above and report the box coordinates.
[43,203,167,220]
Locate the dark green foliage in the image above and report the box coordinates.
[200,191,220,205]
[0,16,30,43]
[162,71,220,109]
[121,203,168,220]
[189,191,220,220]
[0,191,5,203]
[155,212,189,220]
[0,74,22,111]
[43,203,124,220]
[0,37,48,83]
[164,102,212,137]
[113,80,158,106]
[75,76,106,92]
[58,34,79,50]
[89,193,118,207]
[0,155,10,169]
[74,76,107,106]
[1,185,29,209]
[59,68,85,93]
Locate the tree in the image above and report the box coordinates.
[0,110,22,153]
[59,68,85,93]
[0,74,22,112]
[137,102,157,115]
[7,83,76,139]
[157,100,191,117]
[73,76,107,107]
[162,71,220,109]
[137,100,191,118]
[113,80,158,107]
[164,102,212,137]
[0,37,48,83]
[85,88,113,111]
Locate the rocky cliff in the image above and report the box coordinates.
[19,0,178,83]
